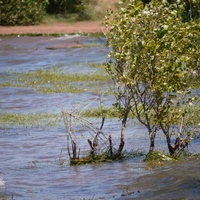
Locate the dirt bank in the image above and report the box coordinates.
[0,21,107,35]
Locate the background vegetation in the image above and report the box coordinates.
[0,0,117,25]
[0,0,47,25]
[0,0,199,25]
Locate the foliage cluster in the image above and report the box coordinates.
[0,0,47,25]
[46,0,91,20]
[141,0,200,21]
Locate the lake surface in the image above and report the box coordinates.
[0,35,200,199]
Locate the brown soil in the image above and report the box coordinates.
[0,21,107,35]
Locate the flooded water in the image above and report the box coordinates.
[0,36,200,199]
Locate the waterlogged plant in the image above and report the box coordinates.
[105,0,200,155]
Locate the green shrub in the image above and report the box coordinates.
[182,0,200,22]
[0,0,47,26]
[76,0,91,20]
[46,0,77,14]
[46,0,92,21]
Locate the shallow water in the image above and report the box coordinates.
[0,36,200,199]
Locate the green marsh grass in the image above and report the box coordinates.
[87,62,106,69]
[0,107,117,128]
[0,66,111,94]
[81,106,119,118]
[1,105,199,128]
[0,112,62,128]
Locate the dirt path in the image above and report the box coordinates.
[0,21,107,35]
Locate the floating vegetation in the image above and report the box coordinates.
[0,106,131,127]
[0,107,117,128]
[0,65,111,94]
[0,112,62,128]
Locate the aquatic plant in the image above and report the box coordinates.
[0,66,111,94]
[0,112,62,128]
[81,106,120,118]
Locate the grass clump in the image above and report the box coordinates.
[70,153,112,165]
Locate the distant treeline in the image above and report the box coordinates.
[0,0,199,26]
[0,0,91,25]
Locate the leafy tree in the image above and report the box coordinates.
[105,0,200,155]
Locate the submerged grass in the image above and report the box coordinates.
[0,107,118,128]
[0,65,111,94]
[0,112,62,128]
[70,150,146,165]
[87,62,106,69]
[1,105,199,128]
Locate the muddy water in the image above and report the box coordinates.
[0,36,200,199]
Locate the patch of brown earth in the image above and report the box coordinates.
[0,22,107,35]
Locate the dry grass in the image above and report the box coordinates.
[87,0,118,20]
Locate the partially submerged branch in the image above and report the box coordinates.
[62,110,118,164]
